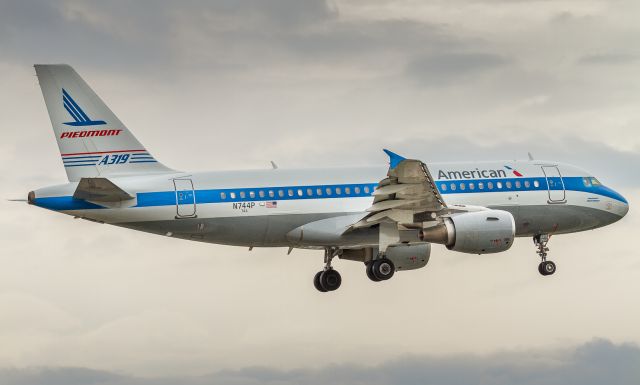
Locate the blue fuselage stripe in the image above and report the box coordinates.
[32,176,627,211]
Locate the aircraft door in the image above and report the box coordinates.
[173,179,197,218]
[541,166,566,203]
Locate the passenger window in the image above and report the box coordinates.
[336,187,342,195]
[249,191,256,198]
[460,183,466,191]
[450,183,457,191]
[297,189,303,197]
[278,190,284,198]
[307,188,313,196]
[316,188,323,196]
[220,192,227,200]
[496,182,503,189]
[259,190,265,198]
[441,183,447,191]
[506,181,512,189]
[488,182,494,189]
[230,192,236,199]
[326,187,332,195]
[364,186,370,194]
[515,181,521,188]
[288,189,294,197]
[469,182,475,190]
[354,186,361,194]
[478,182,484,190]
[524,180,530,188]
[345,187,351,194]
[533,180,540,188]
[240,191,246,198]
[268,190,275,198]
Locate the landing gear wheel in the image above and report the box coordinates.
[371,258,395,281]
[366,262,381,282]
[319,269,341,291]
[314,248,341,292]
[534,234,556,276]
[539,261,556,276]
[314,271,328,292]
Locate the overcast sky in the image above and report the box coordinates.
[1,0,639,383]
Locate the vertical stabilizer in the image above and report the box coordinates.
[35,64,173,181]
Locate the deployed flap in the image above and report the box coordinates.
[351,149,449,229]
[73,177,134,202]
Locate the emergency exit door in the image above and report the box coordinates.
[173,179,197,218]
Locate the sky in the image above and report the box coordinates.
[0,0,639,383]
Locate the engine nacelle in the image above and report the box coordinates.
[386,243,431,271]
[420,210,515,254]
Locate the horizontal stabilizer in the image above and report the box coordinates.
[73,178,134,202]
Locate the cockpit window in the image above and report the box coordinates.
[583,177,591,187]
[590,177,602,186]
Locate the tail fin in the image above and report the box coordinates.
[34,64,173,182]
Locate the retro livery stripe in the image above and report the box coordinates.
[60,150,157,167]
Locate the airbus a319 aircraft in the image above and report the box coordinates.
[26,65,629,292]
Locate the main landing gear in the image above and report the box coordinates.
[313,248,342,292]
[534,234,556,276]
[366,256,395,282]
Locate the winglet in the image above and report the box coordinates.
[383,149,406,169]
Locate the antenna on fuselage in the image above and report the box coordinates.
[527,152,534,161]
[270,161,278,169]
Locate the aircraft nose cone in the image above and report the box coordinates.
[611,191,629,218]
[619,200,629,218]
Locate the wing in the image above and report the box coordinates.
[351,149,452,230]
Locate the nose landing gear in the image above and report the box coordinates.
[534,234,556,276]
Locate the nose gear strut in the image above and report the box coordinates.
[534,234,556,276]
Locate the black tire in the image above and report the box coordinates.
[542,261,556,276]
[538,262,545,276]
[314,271,328,292]
[320,269,342,291]
[372,258,395,281]
[366,262,381,282]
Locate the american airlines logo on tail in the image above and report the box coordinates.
[62,88,106,126]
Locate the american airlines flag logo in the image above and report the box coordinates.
[504,165,523,177]
[266,201,278,208]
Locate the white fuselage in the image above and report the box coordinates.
[30,159,629,249]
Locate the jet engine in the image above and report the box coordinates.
[420,210,515,254]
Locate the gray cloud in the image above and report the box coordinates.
[405,53,508,87]
[578,53,639,66]
[2,340,639,385]
[0,0,475,76]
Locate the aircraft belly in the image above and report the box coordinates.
[512,204,620,236]
[118,212,356,247]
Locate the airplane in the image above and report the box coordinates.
[26,64,629,292]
